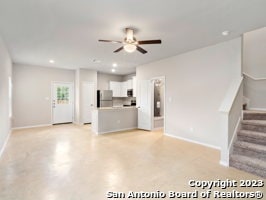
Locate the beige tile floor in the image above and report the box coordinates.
[0,124,265,200]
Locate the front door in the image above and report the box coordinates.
[52,82,74,124]
[82,82,95,124]
[138,80,152,130]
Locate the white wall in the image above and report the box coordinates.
[97,72,123,90]
[13,64,75,128]
[137,38,242,149]
[243,27,266,109]
[122,73,136,81]
[75,68,97,124]
[244,78,266,109]
[75,69,80,124]
[243,27,266,77]
[0,36,12,155]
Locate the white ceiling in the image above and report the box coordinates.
[0,0,266,75]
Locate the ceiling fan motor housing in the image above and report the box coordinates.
[125,28,134,41]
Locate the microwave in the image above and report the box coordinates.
[127,89,133,97]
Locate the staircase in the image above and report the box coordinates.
[230,110,266,178]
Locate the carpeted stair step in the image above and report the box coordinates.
[233,141,266,160]
[230,154,266,178]
[243,110,266,120]
[238,130,266,145]
[241,120,266,133]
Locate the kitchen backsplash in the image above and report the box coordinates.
[113,97,136,107]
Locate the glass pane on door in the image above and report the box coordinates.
[57,86,69,104]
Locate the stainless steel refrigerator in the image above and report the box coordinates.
[97,90,113,107]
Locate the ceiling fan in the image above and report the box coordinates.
[98,28,161,54]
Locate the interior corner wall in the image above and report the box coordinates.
[243,27,266,109]
[244,78,266,109]
[74,69,80,124]
[0,36,12,154]
[122,73,136,81]
[77,69,97,124]
[137,38,242,148]
[243,27,266,77]
[12,64,75,128]
[97,72,123,90]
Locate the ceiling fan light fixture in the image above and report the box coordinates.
[222,30,230,36]
[124,44,136,53]
[98,27,161,54]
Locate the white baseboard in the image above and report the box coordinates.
[248,107,266,111]
[0,130,11,158]
[164,133,220,150]
[219,160,229,167]
[12,124,52,130]
[96,127,138,135]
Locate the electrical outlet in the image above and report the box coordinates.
[189,127,194,132]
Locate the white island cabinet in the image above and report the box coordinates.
[91,107,137,134]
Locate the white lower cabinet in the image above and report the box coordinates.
[92,107,138,134]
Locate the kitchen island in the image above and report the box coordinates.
[91,107,138,134]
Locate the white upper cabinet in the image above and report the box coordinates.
[109,81,121,97]
[121,82,128,97]
[109,77,136,97]
[127,79,133,89]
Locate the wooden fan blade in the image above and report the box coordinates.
[138,40,161,45]
[114,46,124,53]
[99,39,122,43]
[136,46,147,54]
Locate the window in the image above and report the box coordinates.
[57,86,69,104]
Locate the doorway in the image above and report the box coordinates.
[137,80,153,130]
[52,82,74,124]
[152,77,165,131]
[81,82,95,124]
[137,77,165,132]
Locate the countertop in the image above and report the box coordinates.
[95,106,137,110]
